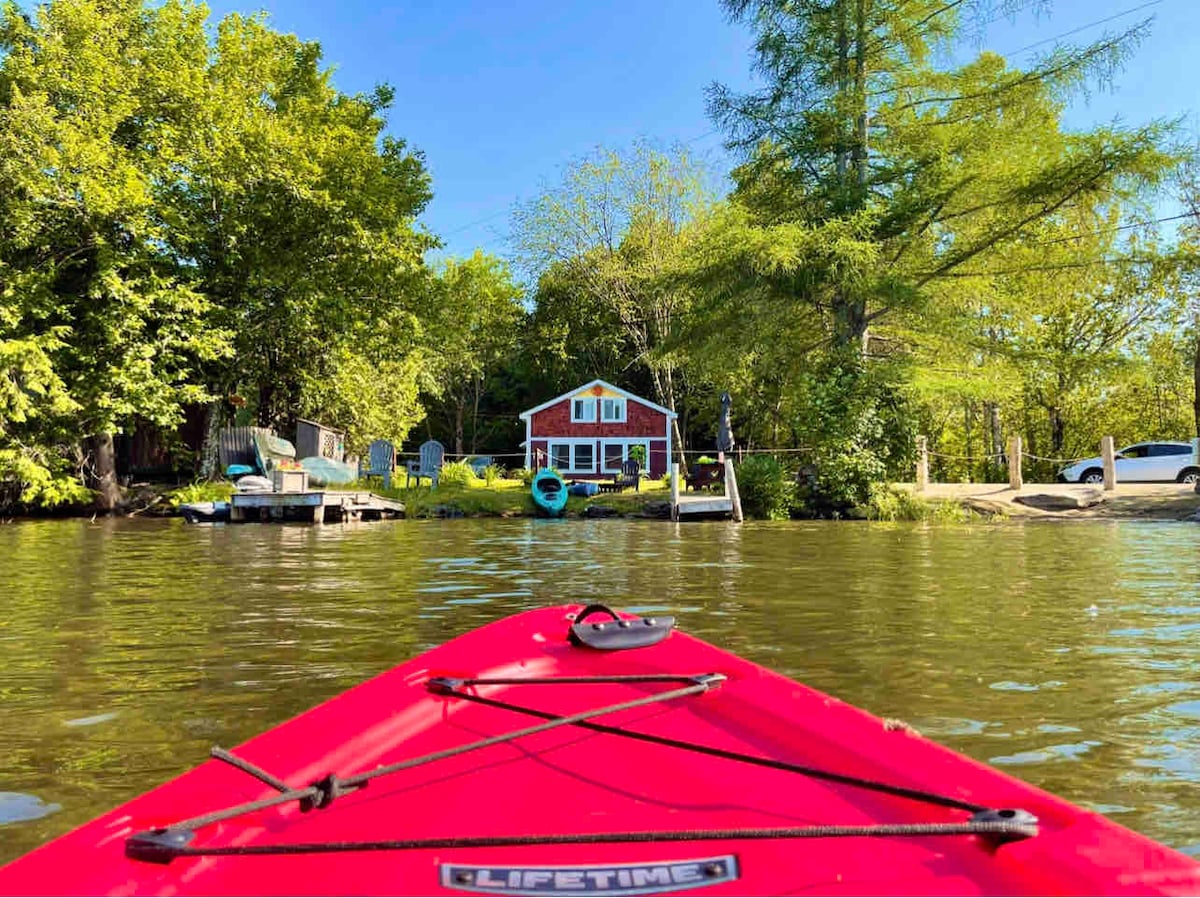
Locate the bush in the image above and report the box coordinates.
[858,484,962,521]
[168,481,234,508]
[515,467,535,486]
[790,353,916,516]
[735,455,795,520]
[482,463,504,486]
[438,461,479,487]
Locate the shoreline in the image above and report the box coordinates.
[905,482,1200,522]
[4,481,1198,524]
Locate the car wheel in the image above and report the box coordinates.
[1177,468,1200,484]
[1080,468,1104,485]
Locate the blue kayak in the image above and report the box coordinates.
[531,468,568,516]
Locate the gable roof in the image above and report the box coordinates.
[518,378,677,420]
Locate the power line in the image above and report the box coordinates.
[1001,0,1164,57]
[1034,211,1189,246]
[438,127,724,240]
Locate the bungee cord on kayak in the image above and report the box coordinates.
[126,668,1038,864]
[9,605,1199,894]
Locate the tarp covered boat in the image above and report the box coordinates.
[531,468,568,516]
[2,604,1198,896]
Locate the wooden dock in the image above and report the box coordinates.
[230,490,404,524]
[670,459,743,522]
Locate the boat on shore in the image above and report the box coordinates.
[530,468,568,517]
[2,604,1197,895]
[178,501,230,524]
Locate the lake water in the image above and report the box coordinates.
[1,517,1198,863]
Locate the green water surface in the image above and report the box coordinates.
[1,517,1197,863]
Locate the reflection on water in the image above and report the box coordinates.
[1,517,1198,862]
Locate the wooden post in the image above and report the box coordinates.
[670,463,680,522]
[915,436,929,493]
[1008,435,1022,490]
[1101,435,1116,491]
[725,457,743,523]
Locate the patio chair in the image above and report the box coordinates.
[406,440,445,488]
[360,439,396,490]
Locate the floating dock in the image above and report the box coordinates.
[670,459,743,522]
[229,490,404,524]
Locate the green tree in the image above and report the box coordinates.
[425,252,525,457]
[708,0,1175,352]
[0,0,435,503]
[513,142,712,463]
[0,0,231,506]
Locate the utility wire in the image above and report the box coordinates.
[1001,0,1164,57]
[440,128,723,239]
[1032,211,1189,246]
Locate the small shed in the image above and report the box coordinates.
[518,379,676,479]
[295,419,345,462]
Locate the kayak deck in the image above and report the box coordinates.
[2,606,1198,895]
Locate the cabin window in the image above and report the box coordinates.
[574,443,595,472]
[603,442,624,471]
[572,398,597,422]
[550,444,570,470]
[600,398,626,422]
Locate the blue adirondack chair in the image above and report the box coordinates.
[406,440,445,489]
[359,439,396,490]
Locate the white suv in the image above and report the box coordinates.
[1058,441,1200,484]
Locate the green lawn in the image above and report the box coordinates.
[368,476,671,518]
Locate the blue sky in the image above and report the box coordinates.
[202,0,1197,260]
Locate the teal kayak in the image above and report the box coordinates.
[531,468,568,516]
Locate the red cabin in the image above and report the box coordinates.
[519,380,676,479]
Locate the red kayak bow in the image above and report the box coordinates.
[2,604,1197,896]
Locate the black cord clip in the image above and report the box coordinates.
[125,827,194,864]
[968,808,1039,843]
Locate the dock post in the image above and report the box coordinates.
[1008,436,1022,490]
[670,463,680,522]
[915,436,929,493]
[725,458,743,523]
[1101,435,1116,491]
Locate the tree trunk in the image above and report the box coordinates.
[1193,311,1200,437]
[1048,407,1065,456]
[87,433,121,512]
[830,0,872,355]
[963,401,974,481]
[454,401,465,458]
[198,401,225,481]
[835,0,849,184]
[471,376,482,455]
[833,298,869,351]
[647,366,689,468]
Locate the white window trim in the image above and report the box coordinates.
[548,439,596,474]
[600,398,627,423]
[599,439,651,472]
[571,398,597,423]
[541,437,662,474]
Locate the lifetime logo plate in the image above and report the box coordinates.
[441,856,739,896]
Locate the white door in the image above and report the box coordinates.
[1114,444,1154,481]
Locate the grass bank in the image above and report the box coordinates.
[368,477,673,519]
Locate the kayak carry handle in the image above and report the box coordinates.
[568,604,675,651]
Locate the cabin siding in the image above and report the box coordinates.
[530,399,666,439]
[521,380,675,478]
